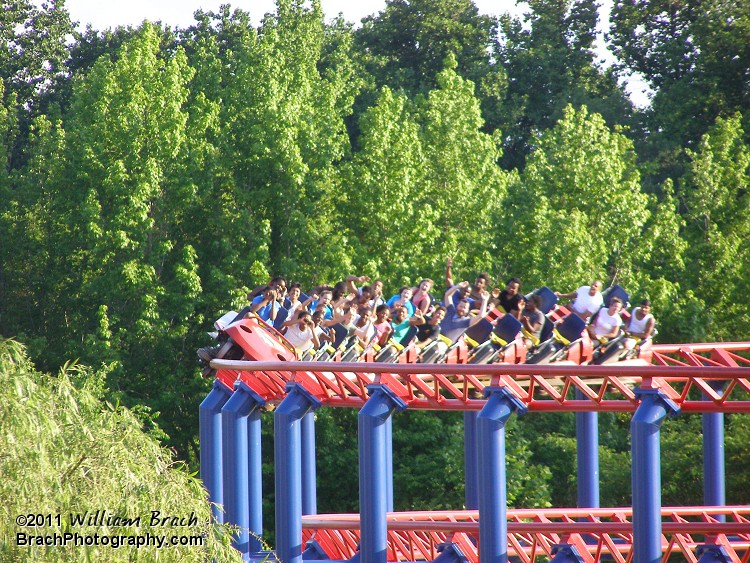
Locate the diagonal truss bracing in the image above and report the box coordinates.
[300,506,750,563]
[212,340,750,412]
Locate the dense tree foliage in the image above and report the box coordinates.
[1,0,750,545]
[354,0,500,97]
[609,0,750,183]
[0,338,240,561]
[680,114,750,340]
[500,105,647,289]
[497,0,633,169]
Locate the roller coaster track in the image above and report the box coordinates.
[301,507,750,562]
[205,318,750,562]
[211,342,750,413]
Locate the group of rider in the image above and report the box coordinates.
[234,258,655,359]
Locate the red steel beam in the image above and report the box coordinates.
[301,507,750,562]
[212,357,750,412]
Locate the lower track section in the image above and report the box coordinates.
[302,507,750,562]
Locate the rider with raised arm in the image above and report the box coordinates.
[445,258,490,302]
[249,287,280,323]
[280,310,320,357]
[555,280,604,322]
[409,306,446,350]
[441,281,490,342]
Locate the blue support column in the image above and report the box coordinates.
[359,385,408,563]
[221,381,267,558]
[631,388,680,563]
[476,387,527,563]
[275,384,322,563]
[703,381,725,516]
[385,415,394,512]
[575,389,599,508]
[301,411,317,515]
[200,380,232,523]
[464,411,479,510]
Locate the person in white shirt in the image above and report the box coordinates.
[587,297,623,341]
[353,306,377,346]
[624,300,655,349]
[281,311,320,358]
[555,280,604,321]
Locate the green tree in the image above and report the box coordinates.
[609,0,750,182]
[626,179,704,344]
[0,0,74,169]
[417,56,509,278]
[680,114,750,340]
[210,0,360,286]
[0,111,67,350]
[0,82,19,335]
[0,0,73,106]
[500,104,648,289]
[497,0,633,170]
[340,57,508,285]
[354,0,501,98]
[174,7,273,320]
[43,23,210,457]
[0,338,240,562]
[339,86,433,283]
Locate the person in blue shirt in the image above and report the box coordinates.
[441,281,489,343]
[250,287,280,323]
[387,286,416,317]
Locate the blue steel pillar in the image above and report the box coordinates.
[200,380,232,523]
[301,411,317,515]
[575,389,599,508]
[464,411,479,510]
[631,388,680,563]
[221,381,267,558]
[359,385,408,563]
[476,387,527,563]
[275,384,322,563]
[703,381,725,515]
[386,415,394,512]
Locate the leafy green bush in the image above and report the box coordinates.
[0,338,242,562]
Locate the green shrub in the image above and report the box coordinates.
[0,338,242,562]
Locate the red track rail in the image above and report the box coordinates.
[301,507,750,562]
[212,342,750,412]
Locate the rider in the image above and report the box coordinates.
[410,306,446,350]
[249,287,280,323]
[496,277,523,318]
[555,280,604,322]
[411,279,435,314]
[441,282,490,343]
[387,286,416,317]
[587,297,623,342]
[520,294,545,346]
[280,310,320,357]
[445,257,490,302]
[390,306,412,344]
[373,304,394,345]
[624,299,655,350]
